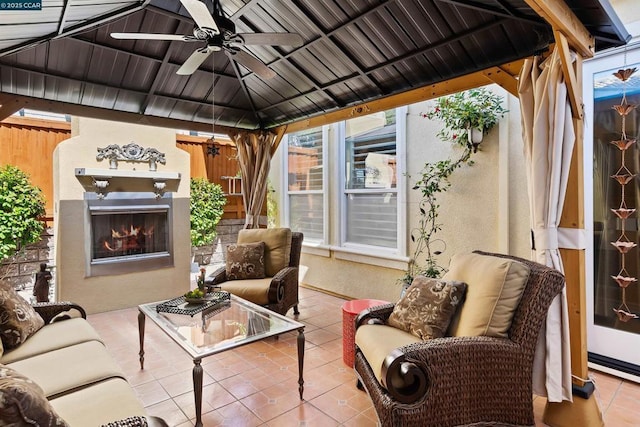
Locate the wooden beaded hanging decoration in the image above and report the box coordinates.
[610,61,639,322]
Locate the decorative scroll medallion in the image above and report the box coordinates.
[96,142,166,171]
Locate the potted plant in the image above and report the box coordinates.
[0,165,46,262]
[401,89,507,293]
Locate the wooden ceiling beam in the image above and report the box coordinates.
[482,66,519,97]
[555,30,583,119]
[0,93,239,136]
[523,0,594,58]
[0,94,25,121]
[274,60,524,134]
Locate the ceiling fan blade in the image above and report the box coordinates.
[111,33,188,41]
[236,33,303,47]
[180,0,219,34]
[226,49,276,79]
[177,49,212,75]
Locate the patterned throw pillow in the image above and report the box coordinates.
[0,364,69,426]
[0,282,45,349]
[225,241,266,280]
[387,276,467,340]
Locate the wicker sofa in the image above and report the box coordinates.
[1,301,166,427]
[353,251,566,427]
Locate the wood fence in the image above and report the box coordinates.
[0,116,246,220]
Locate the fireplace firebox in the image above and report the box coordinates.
[85,192,174,276]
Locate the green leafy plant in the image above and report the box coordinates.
[402,88,506,287]
[0,165,46,261]
[267,179,278,228]
[190,178,227,247]
[422,87,507,147]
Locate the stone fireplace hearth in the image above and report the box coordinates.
[53,118,191,314]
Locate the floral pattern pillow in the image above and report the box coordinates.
[0,364,69,426]
[388,276,467,340]
[0,282,45,349]
[226,241,266,280]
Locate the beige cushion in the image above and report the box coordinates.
[226,241,266,280]
[50,378,146,427]
[1,317,103,364]
[7,340,125,398]
[0,364,69,426]
[238,228,292,276]
[443,252,530,338]
[355,324,421,384]
[387,276,466,340]
[0,281,45,349]
[220,278,272,305]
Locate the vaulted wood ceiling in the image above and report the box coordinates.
[0,0,630,133]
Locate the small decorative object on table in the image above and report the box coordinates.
[156,290,230,316]
[197,267,206,293]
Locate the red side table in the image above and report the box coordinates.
[342,299,390,367]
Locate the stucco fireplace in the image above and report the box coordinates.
[54,118,191,314]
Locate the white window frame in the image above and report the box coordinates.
[338,106,407,257]
[282,127,329,245]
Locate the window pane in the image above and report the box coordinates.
[345,111,397,190]
[288,128,323,191]
[289,194,323,240]
[346,193,397,248]
[593,63,640,332]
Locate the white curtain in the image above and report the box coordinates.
[231,130,275,229]
[518,47,574,402]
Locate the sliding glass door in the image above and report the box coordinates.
[585,44,640,374]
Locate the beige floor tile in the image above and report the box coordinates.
[86,288,638,427]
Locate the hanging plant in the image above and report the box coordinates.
[422,87,507,148]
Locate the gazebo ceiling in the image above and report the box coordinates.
[0,0,630,132]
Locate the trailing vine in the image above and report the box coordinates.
[402,88,507,286]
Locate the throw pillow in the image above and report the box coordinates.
[387,276,467,340]
[237,228,292,276]
[0,364,69,426]
[226,241,266,280]
[0,281,45,349]
[442,252,530,338]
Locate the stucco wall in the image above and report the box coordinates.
[53,117,191,314]
[271,84,531,302]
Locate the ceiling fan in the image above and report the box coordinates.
[111,0,303,79]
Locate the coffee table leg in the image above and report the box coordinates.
[297,327,305,399]
[137,310,145,370]
[193,358,203,427]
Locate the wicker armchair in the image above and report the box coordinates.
[353,251,566,427]
[205,231,303,316]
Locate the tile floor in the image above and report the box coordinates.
[86,287,640,426]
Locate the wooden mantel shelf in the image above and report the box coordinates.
[75,168,181,180]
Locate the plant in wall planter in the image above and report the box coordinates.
[422,87,507,152]
[401,88,507,294]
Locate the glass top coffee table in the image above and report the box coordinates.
[138,293,305,427]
